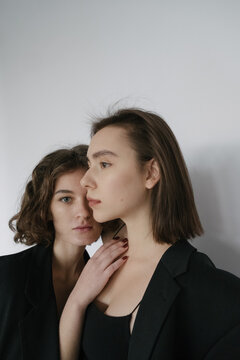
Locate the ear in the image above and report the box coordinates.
[144,158,160,189]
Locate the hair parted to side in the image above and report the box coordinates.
[9,145,90,247]
[91,108,203,244]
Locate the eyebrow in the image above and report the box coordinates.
[88,150,118,160]
[54,190,74,195]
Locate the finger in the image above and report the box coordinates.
[104,256,128,278]
[93,238,127,259]
[87,241,128,273]
[98,243,128,270]
[93,239,121,258]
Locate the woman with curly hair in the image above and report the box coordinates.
[0,144,127,360]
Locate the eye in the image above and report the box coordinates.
[60,196,72,203]
[100,162,111,169]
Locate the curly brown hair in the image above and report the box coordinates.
[9,145,91,247]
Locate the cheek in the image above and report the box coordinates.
[107,171,133,192]
[50,204,66,224]
[102,172,145,213]
[108,172,142,200]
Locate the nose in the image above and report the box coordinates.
[75,198,92,219]
[80,168,95,189]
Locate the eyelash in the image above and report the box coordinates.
[60,196,72,203]
[100,162,111,169]
[87,161,111,169]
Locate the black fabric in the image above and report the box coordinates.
[81,240,240,359]
[0,244,89,360]
[81,302,131,360]
[81,297,142,359]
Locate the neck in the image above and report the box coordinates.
[122,208,171,261]
[52,238,85,280]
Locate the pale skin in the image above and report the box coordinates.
[53,169,129,359]
[59,126,172,360]
[51,169,127,314]
[50,168,102,315]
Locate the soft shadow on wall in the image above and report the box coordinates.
[189,144,240,277]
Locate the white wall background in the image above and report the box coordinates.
[1,0,240,275]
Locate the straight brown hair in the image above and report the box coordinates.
[91,108,203,244]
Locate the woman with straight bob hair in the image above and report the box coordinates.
[59,109,240,360]
[0,145,127,360]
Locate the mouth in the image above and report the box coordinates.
[87,197,101,207]
[73,226,93,232]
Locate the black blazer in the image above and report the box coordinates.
[0,244,60,360]
[127,240,240,359]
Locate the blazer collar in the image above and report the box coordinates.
[24,244,90,307]
[24,244,54,307]
[21,244,89,360]
[161,239,197,277]
[128,240,196,360]
[20,244,59,360]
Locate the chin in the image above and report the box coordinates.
[71,235,96,247]
[73,240,94,247]
[93,213,116,224]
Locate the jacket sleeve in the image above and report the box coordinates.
[204,322,240,360]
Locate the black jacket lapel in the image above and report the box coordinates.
[19,244,59,360]
[128,240,196,360]
[128,264,180,360]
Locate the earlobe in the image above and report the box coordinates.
[145,159,160,189]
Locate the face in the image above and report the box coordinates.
[50,168,102,247]
[81,126,150,223]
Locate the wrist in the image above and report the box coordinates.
[67,291,90,311]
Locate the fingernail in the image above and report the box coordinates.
[123,243,128,248]
[122,238,128,243]
[113,236,120,240]
[122,256,128,260]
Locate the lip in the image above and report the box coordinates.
[73,226,93,232]
[87,197,101,207]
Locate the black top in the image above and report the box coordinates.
[81,240,240,359]
[81,300,141,360]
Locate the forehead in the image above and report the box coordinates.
[55,169,86,187]
[88,126,132,157]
